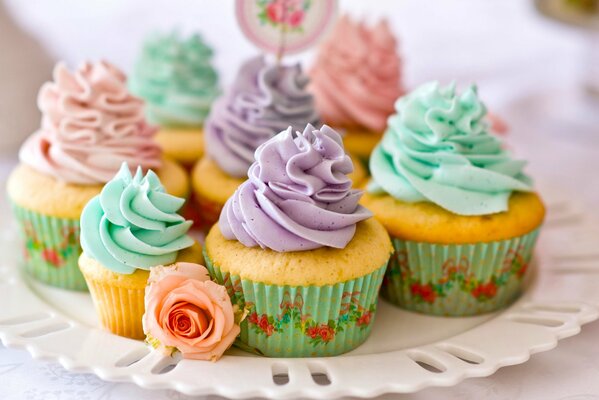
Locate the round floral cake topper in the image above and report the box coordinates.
[235,0,338,58]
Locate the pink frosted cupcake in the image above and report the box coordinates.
[309,15,404,163]
[6,61,188,290]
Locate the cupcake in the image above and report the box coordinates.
[6,61,188,291]
[204,124,392,357]
[361,82,545,316]
[192,56,365,229]
[309,15,404,164]
[129,31,220,166]
[79,163,202,339]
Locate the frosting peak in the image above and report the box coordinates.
[205,56,320,178]
[369,82,533,216]
[219,124,371,252]
[129,32,220,127]
[81,163,193,274]
[20,61,161,184]
[309,16,403,132]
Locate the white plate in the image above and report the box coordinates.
[0,195,598,399]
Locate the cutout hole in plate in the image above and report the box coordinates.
[19,322,71,338]
[0,312,52,326]
[308,363,332,386]
[407,352,446,374]
[151,359,178,375]
[509,316,565,328]
[436,344,484,365]
[271,363,289,386]
[115,347,151,368]
[524,304,582,314]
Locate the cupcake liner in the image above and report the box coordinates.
[80,269,147,340]
[194,194,223,231]
[382,228,540,316]
[11,202,87,291]
[205,251,387,357]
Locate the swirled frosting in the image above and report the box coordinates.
[309,16,403,132]
[219,124,371,252]
[205,56,320,178]
[81,163,193,274]
[19,61,161,185]
[368,82,532,216]
[129,32,219,127]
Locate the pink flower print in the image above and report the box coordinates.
[266,1,284,23]
[42,249,63,267]
[286,10,305,27]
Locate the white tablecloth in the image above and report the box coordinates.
[1,0,599,398]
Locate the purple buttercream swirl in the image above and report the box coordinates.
[205,55,321,178]
[219,124,372,252]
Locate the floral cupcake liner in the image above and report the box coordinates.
[194,194,223,231]
[382,228,540,316]
[205,251,388,357]
[11,203,87,291]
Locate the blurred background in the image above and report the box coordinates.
[0,0,597,190]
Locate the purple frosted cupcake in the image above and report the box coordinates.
[190,55,365,230]
[204,124,392,357]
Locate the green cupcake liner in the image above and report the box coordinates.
[204,250,388,357]
[382,228,540,316]
[11,203,87,291]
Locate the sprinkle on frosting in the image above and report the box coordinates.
[368,82,532,216]
[19,61,161,185]
[219,124,371,252]
[205,55,320,178]
[80,163,193,274]
[129,32,220,127]
[309,15,403,132]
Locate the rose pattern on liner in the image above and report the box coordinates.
[385,247,529,305]
[195,196,224,231]
[18,218,79,269]
[222,273,375,347]
[258,0,311,31]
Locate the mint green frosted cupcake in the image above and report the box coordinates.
[78,162,201,339]
[129,31,220,165]
[362,82,546,316]
[204,125,392,357]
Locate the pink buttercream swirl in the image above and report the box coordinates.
[19,61,161,184]
[309,16,404,132]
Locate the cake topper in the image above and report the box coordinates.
[235,0,337,59]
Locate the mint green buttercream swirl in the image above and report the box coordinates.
[368,82,532,216]
[80,163,193,274]
[129,31,219,127]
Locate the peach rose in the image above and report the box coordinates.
[143,262,240,361]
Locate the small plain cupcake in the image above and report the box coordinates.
[193,56,369,230]
[204,125,392,357]
[79,163,202,339]
[6,61,187,291]
[129,31,220,166]
[309,15,404,163]
[362,82,545,316]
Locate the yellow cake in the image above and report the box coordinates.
[205,218,391,286]
[155,128,205,167]
[79,243,203,339]
[361,191,546,244]
[343,128,383,162]
[7,158,189,219]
